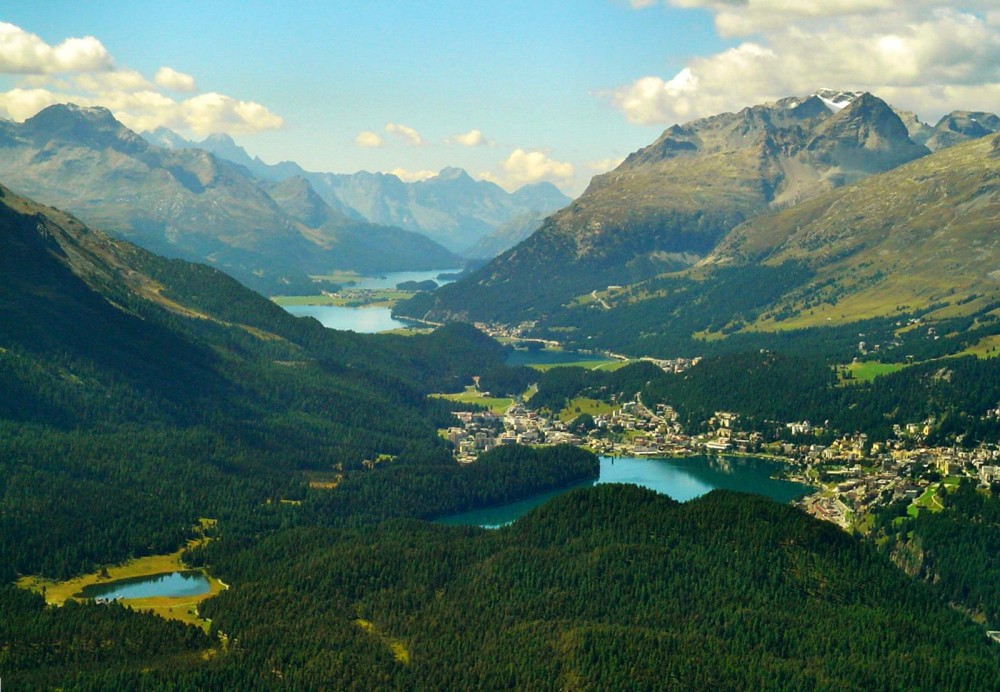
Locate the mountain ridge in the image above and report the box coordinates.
[148,128,572,252]
[402,92,998,331]
[0,104,458,293]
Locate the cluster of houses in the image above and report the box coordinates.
[446,385,1000,532]
[447,406,583,463]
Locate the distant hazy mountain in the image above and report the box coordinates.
[0,104,457,293]
[407,91,933,324]
[460,210,549,259]
[148,129,572,251]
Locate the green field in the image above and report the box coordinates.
[271,289,411,308]
[530,358,631,372]
[432,386,514,415]
[557,397,618,422]
[840,360,907,383]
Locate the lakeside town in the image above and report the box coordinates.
[445,378,1000,534]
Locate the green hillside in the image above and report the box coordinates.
[402,93,931,325]
[0,104,458,293]
[65,486,1000,688]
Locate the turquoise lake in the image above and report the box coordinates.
[436,455,811,528]
[78,570,210,601]
[282,268,459,333]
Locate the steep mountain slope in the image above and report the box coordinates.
[925,111,1000,151]
[0,180,508,579]
[460,209,549,258]
[702,133,1000,328]
[511,133,1000,361]
[405,92,930,323]
[153,130,572,251]
[263,176,459,274]
[0,105,456,293]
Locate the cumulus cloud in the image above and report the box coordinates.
[389,167,437,182]
[0,22,283,137]
[73,69,150,93]
[155,66,196,92]
[0,87,61,121]
[0,85,284,136]
[613,3,1000,125]
[385,122,424,146]
[483,148,575,191]
[354,130,384,148]
[0,22,112,73]
[588,157,625,174]
[447,128,490,147]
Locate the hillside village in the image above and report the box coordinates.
[446,386,1000,533]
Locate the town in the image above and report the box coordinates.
[445,386,1000,534]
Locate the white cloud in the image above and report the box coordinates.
[385,122,424,146]
[612,4,1000,125]
[73,69,150,92]
[389,167,437,182]
[588,157,625,174]
[0,22,283,137]
[172,92,283,135]
[0,22,112,73]
[0,87,61,121]
[483,148,575,191]
[447,128,489,147]
[354,130,384,148]
[155,66,196,92]
[0,86,283,136]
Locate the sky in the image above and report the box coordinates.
[0,1,998,196]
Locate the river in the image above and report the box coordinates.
[436,454,811,528]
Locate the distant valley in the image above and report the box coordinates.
[146,127,571,254]
[0,104,568,295]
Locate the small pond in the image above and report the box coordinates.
[77,570,211,601]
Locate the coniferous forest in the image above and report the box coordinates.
[3,182,1000,688]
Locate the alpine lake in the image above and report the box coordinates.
[276,270,812,526]
[77,570,211,602]
[280,268,461,333]
[437,454,812,528]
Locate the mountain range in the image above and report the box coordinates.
[146,128,571,254]
[400,91,1000,355]
[0,104,464,293]
[4,97,1000,687]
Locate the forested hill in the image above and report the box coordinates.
[0,180,516,582]
[108,486,1000,687]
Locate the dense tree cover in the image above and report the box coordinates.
[527,350,1000,443]
[300,444,599,527]
[8,191,1000,689]
[476,363,536,398]
[0,586,212,689]
[880,480,1000,629]
[67,486,997,689]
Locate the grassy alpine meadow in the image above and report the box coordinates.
[529,358,631,372]
[16,520,226,631]
[840,360,908,383]
[558,397,619,423]
[432,385,515,414]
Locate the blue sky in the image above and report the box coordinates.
[1,2,998,195]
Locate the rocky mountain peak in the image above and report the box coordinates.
[814,88,862,111]
[23,103,148,155]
